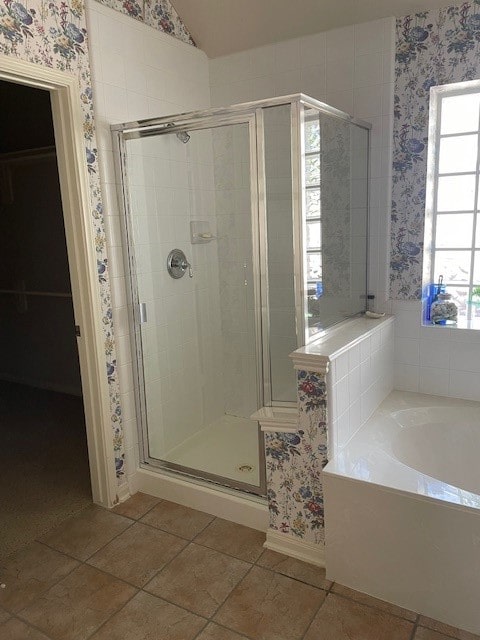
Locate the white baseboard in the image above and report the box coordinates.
[115,482,131,504]
[264,530,326,567]
[136,467,268,532]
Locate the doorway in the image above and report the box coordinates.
[0,80,93,558]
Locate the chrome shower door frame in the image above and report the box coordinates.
[113,111,268,497]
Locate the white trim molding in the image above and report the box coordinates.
[0,55,117,507]
[251,407,299,433]
[136,467,268,532]
[264,530,326,567]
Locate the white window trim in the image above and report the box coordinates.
[424,79,480,329]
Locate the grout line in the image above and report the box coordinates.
[409,618,419,640]
[328,586,418,624]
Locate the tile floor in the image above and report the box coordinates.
[1,492,479,640]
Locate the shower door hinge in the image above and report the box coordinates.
[75,325,81,337]
[138,302,147,325]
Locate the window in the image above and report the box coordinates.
[425,82,480,329]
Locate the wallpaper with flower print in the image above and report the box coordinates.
[0,0,126,482]
[265,370,328,544]
[94,0,195,45]
[391,1,480,299]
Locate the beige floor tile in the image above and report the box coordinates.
[87,522,186,587]
[331,583,417,621]
[145,543,250,617]
[0,618,51,640]
[196,622,248,639]
[39,505,132,561]
[89,591,206,640]
[112,493,161,520]
[214,565,325,640]
[304,594,414,640]
[418,617,480,640]
[257,549,332,590]
[140,501,214,540]
[0,607,11,624]
[194,518,265,562]
[415,627,457,640]
[20,564,136,640]
[0,542,79,613]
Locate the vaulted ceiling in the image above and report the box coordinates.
[170,0,460,57]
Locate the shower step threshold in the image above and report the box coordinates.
[251,407,298,433]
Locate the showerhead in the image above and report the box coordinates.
[176,131,190,144]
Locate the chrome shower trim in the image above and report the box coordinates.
[110,93,371,135]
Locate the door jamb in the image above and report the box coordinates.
[0,55,118,507]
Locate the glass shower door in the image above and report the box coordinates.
[120,117,265,494]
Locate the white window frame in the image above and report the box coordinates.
[424,79,480,329]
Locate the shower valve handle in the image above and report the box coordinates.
[167,249,193,279]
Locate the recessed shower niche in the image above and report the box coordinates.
[112,94,369,496]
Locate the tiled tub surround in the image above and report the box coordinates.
[392,299,480,400]
[2,492,476,640]
[262,315,394,566]
[324,390,480,634]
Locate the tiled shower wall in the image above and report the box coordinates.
[212,125,259,419]
[209,18,395,313]
[86,0,212,489]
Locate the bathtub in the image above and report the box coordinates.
[323,390,480,634]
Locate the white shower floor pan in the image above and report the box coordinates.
[163,414,260,487]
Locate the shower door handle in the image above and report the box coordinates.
[138,302,147,325]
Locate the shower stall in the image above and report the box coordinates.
[112,94,370,497]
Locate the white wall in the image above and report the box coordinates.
[209,18,395,313]
[86,0,212,490]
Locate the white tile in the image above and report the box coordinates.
[449,341,480,373]
[394,337,419,366]
[360,336,371,362]
[353,84,383,119]
[117,362,134,394]
[300,65,326,100]
[97,11,124,54]
[448,369,480,401]
[300,32,326,64]
[336,409,351,450]
[250,44,276,77]
[349,365,361,405]
[325,89,354,115]
[335,375,350,417]
[327,57,353,93]
[348,344,361,369]
[383,17,396,55]
[419,339,450,369]
[103,83,128,123]
[274,70,302,95]
[274,38,301,72]
[326,26,354,61]
[354,52,383,88]
[101,48,125,88]
[335,351,350,380]
[419,367,449,397]
[354,19,385,55]
[394,363,419,392]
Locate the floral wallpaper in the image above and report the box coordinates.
[265,370,328,544]
[94,0,194,45]
[391,1,480,299]
[0,0,126,482]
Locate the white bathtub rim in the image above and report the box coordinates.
[324,390,480,514]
